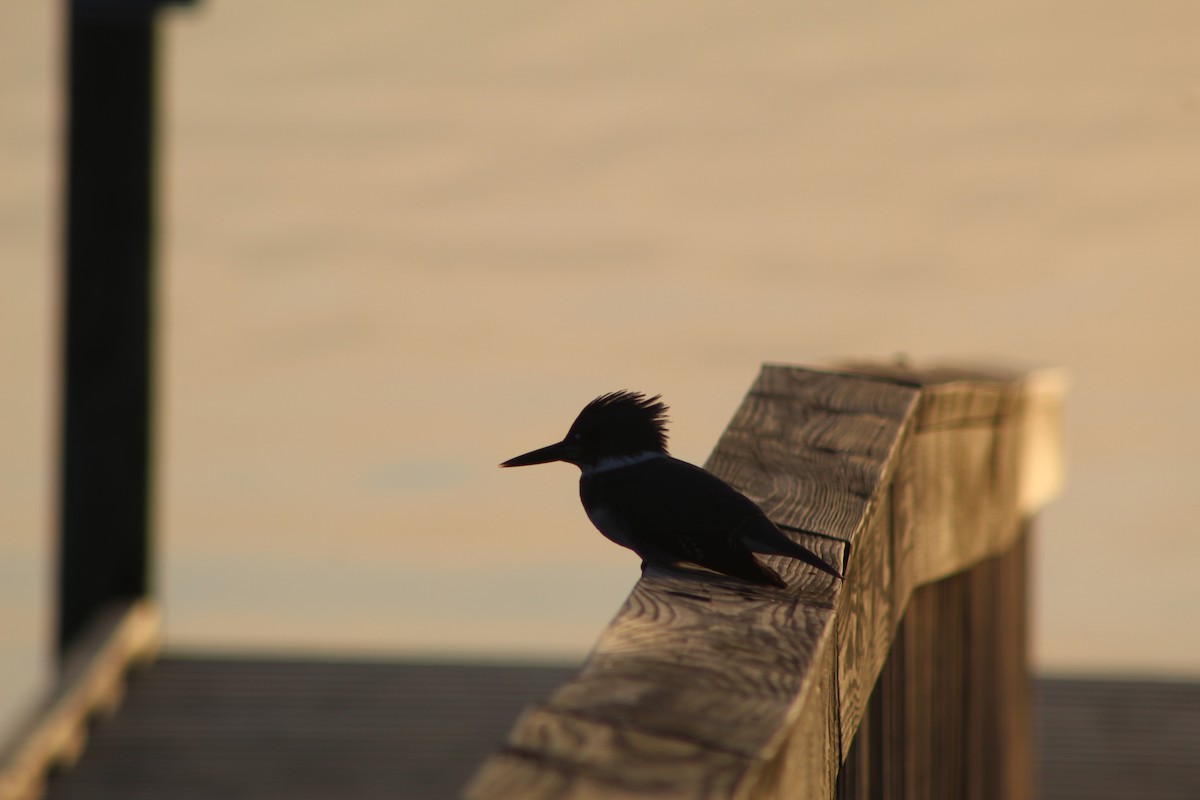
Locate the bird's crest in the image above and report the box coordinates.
[570,391,670,454]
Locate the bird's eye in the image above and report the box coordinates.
[572,432,583,441]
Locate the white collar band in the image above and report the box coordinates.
[583,451,666,475]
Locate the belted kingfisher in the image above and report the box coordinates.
[500,391,842,588]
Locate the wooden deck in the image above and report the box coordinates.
[1035,675,1200,800]
[22,655,1199,800]
[39,656,577,800]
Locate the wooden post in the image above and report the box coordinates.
[57,0,192,659]
[836,533,1032,799]
[465,363,1063,799]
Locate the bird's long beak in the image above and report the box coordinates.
[499,440,576,468]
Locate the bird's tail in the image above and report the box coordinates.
[784,542,843,580]
[749,523,844,580]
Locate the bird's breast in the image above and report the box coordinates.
[583,502,638,551]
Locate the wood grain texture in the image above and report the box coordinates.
[837,531,1032,800]
[734,637,839,800]
[466,363,1063,800]
[834,490,894,761]
[473,706,751,799]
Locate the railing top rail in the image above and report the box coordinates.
[466,362,1063,800]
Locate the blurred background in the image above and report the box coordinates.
[3,0,1199,743]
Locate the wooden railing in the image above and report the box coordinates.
[0,601,162,800]
[465,362,1063,799]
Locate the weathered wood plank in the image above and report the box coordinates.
[711,367,918,546]
[547,569,839,754]
[837,530,1032,800]
[734,637,839,800]
[472,706,752,798]
[466,363,1063,800]
[834,488,895,762]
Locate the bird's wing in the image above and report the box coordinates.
[584,458,841,579]
[670,461,841,577]
[580,458,780,582]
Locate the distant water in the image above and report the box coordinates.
[7,0,1200,745]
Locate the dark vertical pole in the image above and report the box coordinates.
[57,0,167,659]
